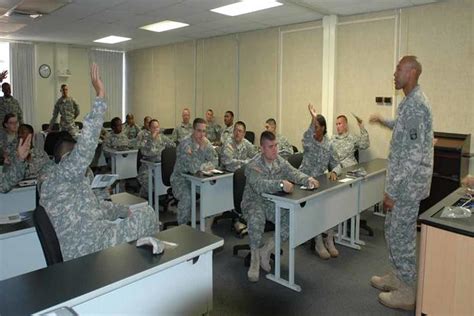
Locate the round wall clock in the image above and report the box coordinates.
[39,64,51,78]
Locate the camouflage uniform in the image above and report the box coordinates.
[221,137,257,172]
[138,133,175,197]
[24,146,50,178]
[171,122,192,143]
[0,157,25,193]
[0,131,17,161]
[299,123,341,177]
[136,129,150,147]
[49,97,80,135]
[171,136,218,224]
[206,121,222,144]
[103,131,136,151]
[85,167,111,201]
[220,125,234,144]
[40,98,159,261]
[277,134,294,159]
[384,85,433,286]
[0,96,23,125]
[123,123,141,139]
[331,126,370,168]
[242,154,312,249]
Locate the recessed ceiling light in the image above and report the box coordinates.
[93,36,131,44]
[211,0,283,16]
[140,20,189,33]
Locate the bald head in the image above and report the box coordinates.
[394,55,423,93]
[400,56,422,79]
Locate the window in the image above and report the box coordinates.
[0,42,10,97]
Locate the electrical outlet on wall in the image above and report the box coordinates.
[375,96,383,105]
[384,97,392,105]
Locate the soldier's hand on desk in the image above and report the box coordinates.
[282,180,294,193]
[307,177,319,189]
[328,171,337,181]
[17,134,32,161]
[383,193,395,212]
[91,63,105,98]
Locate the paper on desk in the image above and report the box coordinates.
[91,174,118,189]
[211,169,224,174]
[338,178,352,183]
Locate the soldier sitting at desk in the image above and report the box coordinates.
[0,134,31,193]
[242,131,319,282]
[103,117,136,151]
[221,120,257,172]
[40,64,158,261]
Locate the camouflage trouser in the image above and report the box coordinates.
[137,164,149,197]
[171,176,192,225]
[384,200,420,286]
[246,203,289,250]
[116,205,159,243]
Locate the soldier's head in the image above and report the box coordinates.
[394,56,422,91]
[18,124,34,148]
[233,121,246,143]
[3,113,18,133]
[53,131,77,163]
[314,114,327,140]
[126,113,135,126]
[60,84,69,98]
[265,118,277,134]
[143,116,152,130]
[149,119,160,135]
[224,111,234,127]
[260,131,278,162]
[336,115,348,135]
[1,82,11,97]
[205,109,214,123]
[182,108,191,124]
[111,117,123,134]
[193,118,207,144]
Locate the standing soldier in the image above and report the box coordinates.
[48,84,80,135]
[171,118,218,225]
[172,108,193,143]
[369,56,433,311]
[0,82,23,125]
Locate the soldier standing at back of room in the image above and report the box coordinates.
[48,84,80,136]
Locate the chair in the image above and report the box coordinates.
[41,123,49,131]
[103,121,112,129]
[163,128,174,136]
[75,121,83,129]
[43,131,62,157]
[244,131,255,144]
[292,145,298,153]
[287,153,303,169]
[33,205,63,266]
[162,147,180,229]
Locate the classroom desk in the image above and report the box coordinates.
[141,159,169,213]
[263,174,361,292]
[0,211,46,281]
[0,184,36,218]
[0,225,224,316]
[337,158,387,248]
[103,148,138,193]
[183,172,234,232]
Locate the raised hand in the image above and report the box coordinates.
[17,134,32,161]
[90,63,105,98]
[308,103,318,119]
[0,70,7,82]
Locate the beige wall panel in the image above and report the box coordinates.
[197,35,237,125]
[128,48,154,124]
[35,43,56,131]
[152,45,175,127]
[281,26,323,150]
[402,0,473,148]
[336,18,396,161]
[175,40,196,125]
[68,47,92,122]
[239,28,279,137]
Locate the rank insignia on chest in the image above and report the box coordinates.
[409,128,417,140]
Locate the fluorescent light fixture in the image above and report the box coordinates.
[94,36,131,44]
[211,0,283,16]
[140,20,189,33]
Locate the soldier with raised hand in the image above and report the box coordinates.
[137,119,175,197]
[48,84,80,135]
[300,104,342,259]
[40,64,159,261]
[205,109,222,145]
[369,56,433,311]
[172,108,193,143]
[331,113,370,168]
[0,133,31,193]
[264,118,294,159]
[171,117,218,225]
[242,131,319,282]
[221,120,257,172]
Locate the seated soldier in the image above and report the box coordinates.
[0,134,31,192]
[103,117,136,151]
[221,121,257,172]
[124,113,141,139]
[242,131,319,282]
[264,118,294,159]
[40,64,158,261]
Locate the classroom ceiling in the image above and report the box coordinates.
[0,0,437,51]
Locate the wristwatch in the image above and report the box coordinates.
[279,181,284,191]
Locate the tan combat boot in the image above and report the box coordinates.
[315,235,330,259]
[378,281,415,311]
[259,237,275,272]
[324,230,339,257]
[370,270,401,291]
[247,249,260,282]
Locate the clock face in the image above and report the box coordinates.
[39,64,51,78]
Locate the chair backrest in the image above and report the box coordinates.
[136,149,143,172]
[163,128,174,135]
[41,123,49,131]
[354,149,359,163]
[233,166,247,214]
[33,205,63,266]
[292,145,298,153]
[287,152,303,169]
[245,131,255,144]
[75,121,83,129]
[161,146,177,187]
[103,121,112,129]
[44,131,62,157]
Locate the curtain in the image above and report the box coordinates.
[88,49,123,121]
[9,42,35,124]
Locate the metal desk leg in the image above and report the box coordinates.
[112,156,118,194]
[191,182,197,229]
[147,165,153,208]
[153,165,159,214]
[199,184,205,232]
[355,214,365,246]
